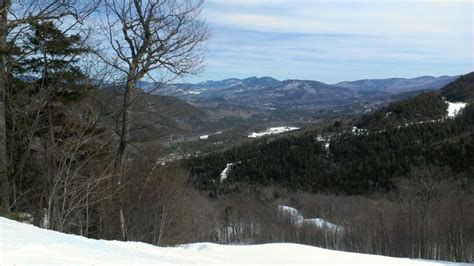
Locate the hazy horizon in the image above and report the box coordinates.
[175,73,464,85]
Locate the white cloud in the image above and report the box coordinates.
[205,1,472,36]
[195,0,474,83]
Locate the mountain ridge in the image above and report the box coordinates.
[154,75,458,106]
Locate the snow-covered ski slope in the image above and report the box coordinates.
[0,217,468,265]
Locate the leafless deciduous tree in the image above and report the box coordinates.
[99,0,209,176]
[97,0,209,240]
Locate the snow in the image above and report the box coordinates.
[317,136,331,151]
[199,131,223,141]
[446,101,467,118]
[278,205,304,224]
[352,126,367,136]
[324,142,330,150]
[278,205,343,233]
[303,218,341,232]
[248,126,299,138]
[1,217,465,265]
[220,163,234,182]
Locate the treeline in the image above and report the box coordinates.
[208,179,474,262]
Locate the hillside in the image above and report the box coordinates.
[159,77,281,99]
[157,75,457,105]
[357,73,473,129]
[0,217,464,265]
[231,79,363,107]
[441,72,474,102]
[95,88,209,142]
[357,92,448,129]
[336,75,457,93]
[123,74,465,146]
[186,75,473,195]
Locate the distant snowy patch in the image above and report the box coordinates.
[446,101,467,118]
[249,126,299,138]
[220,163,234,182]
[0,217,464,265]
[303,218,341,232]
[352,126,367,136]
[278,205,304,224]
[199,131,223,141]
[324,142,330,150]
[317,136,331,151]
[278,205,343,233]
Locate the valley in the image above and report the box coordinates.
[1,0,472,264]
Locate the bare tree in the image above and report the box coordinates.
[98,0,209,239]
[99,0,209,175]
[40,106,114,233]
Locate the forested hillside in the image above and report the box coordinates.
[187,74,474,196]
[187,106,473,195]
[357,92,447,129]
[95,88,209,142]
[441,72,474,102]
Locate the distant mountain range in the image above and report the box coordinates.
[336,75,457,93]
[149,75,458,108]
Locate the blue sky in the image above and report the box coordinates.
[181,0,473,84]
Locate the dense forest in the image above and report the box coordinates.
[188,108,473,195]
[441,72,474,102]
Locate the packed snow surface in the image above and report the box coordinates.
[0,217,468,265]
[248,126,299,138]
[446,101,467,118]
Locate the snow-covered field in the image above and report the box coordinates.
[1,217,468,265]
[248,126,299,138]
[446,101,467,118]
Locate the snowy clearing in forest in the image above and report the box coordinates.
[248,126,299,138]
[446,101,467,118]
[0,217,468,265]
[220,163,234,182]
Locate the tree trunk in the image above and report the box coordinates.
[114,79,133,180]
[0,0,10,212]
[114,72,136,241]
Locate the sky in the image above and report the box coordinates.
[181,0,474,84]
